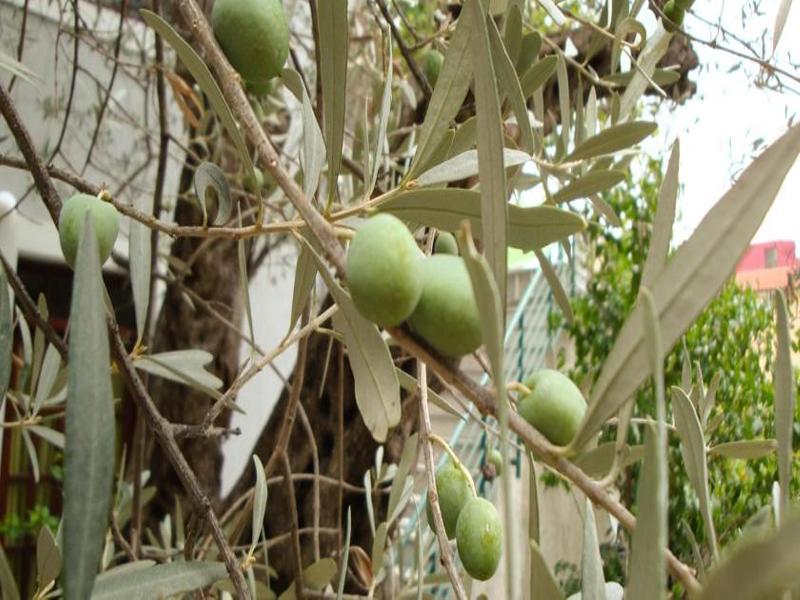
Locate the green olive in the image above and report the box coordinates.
[518,369,586,447]
[422,49,444,88]
[456,497,503,581]
[346,214,423,327]
[408,255,482,358]
[58,193,120,269]
[433,232,459,255]
[243,168,264,193]
[674,0,693,10]
[662,1,685,32]
[212,0,289,89]
[487,449,503,476]
[426,462,473,539]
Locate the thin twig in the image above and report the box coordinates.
[374,0,433,98]
[281,453,306,600]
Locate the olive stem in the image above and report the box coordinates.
[506,381,531,396]
[429,433,478,497]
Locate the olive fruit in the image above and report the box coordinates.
[212,0,289,90]
[408,255,482,358]
[243,167,264,193]
[433,231,459,255]
[425,462,473,539]
[518,369,586,447]
[487,449,503,476]
[674,0,693,10]
[422,49,444,88]
[662,1,685,32]
[456,497,503,581]
[346,214,423,327]
[58,193,120,269]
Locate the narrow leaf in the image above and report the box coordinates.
[318,0,349,202]
[0,543,20,600]
[396,369,463,418]
[409,9,474,176]
[698,514,800,600]
[366,38,393,198]
[304,242,400,441]
[581,499,605,600]
[33,344,61,415]
[1,267,14,401]
[91,561,227,600]
[556,53,571,153]
[415,148,531,187]
[468,0,509,310]
[0,49,41,86]
[379,188,586,252]
[193,162,232,227]
[551,171,626,204]
[672,387,718,560]
[36,525,61,591]
[337,508,351,599]
[772,0,792,52]
[387,433,419,522]
[529,540,564,600]
[619,25,672,121]
[370,522,388,579]
[565,121,657,162]
[571,124,800,451]
[282,69,326,200]
[773,290,795,516]
[287,243,317,334]
[129,190,153,343]
[708,439,777,460]
[641,140,680,288]
[488,17,534,154]
[29,425,65,449]
[139,10,254,176]
[135,350,223,391]
[534,249,573,324]
[64,216,116,600]
[520,55,558,99]
[251,455,268,554]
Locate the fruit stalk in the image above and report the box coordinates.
[428,433,477,497]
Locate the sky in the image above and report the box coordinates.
[640,1,800,248]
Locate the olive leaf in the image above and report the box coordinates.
[468,0,509,311]
[250,455,268,556]
[502,4,522,66]
[557,52,571,153]
[529,540,564,600]
[318,0,348,203]
[129,190,153,343]
[90,561,227,599]
[0,266,14,402]
[139,10,254,177]
[672,387,718,561]
[520,55,558,99]
[302,241,400,442]
[378,188,586,252]
[773,290,795,516]
[193,162,232,227]
[408,5,474,177]
[387,433,419,523]
[0,49,41,87]
[278,558,338,599]
[0,543,20,600]
[708,439,777,460]
[287,243,317,335]
[396,369,464,419]
[528,452,540,545]
[581,499,605,600]
[573,442,644,479]
[36,525,61,593]
[282,68,325,201]
[516,32,541,74]
[370,522,389,581]
[448,116,478,158]
[773,0,792,52]
[534,249,574,324]
[365,36,393,199]
[63,216,116,600]
[641,139,679,289]
[565,121,657,162]
[337,508,352,599]
[134,350,223,393]
[619,25,672,122]
[570,124,800,452]
[698,514,800,600]
[551,170,626,205]
[415,148,530,187]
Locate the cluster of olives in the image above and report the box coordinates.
[346,214,483,359]
[662,0,694,31]
[58,193,120,269]
[211,0,289,96]
[425,461,503,581]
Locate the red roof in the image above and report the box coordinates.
[737,241,796,272]
[735,266,794,292]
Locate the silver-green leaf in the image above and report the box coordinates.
[773,289,795,516]
[91,561,227,600]
[63,216,116,600]
[708,439,777,460]
[565,121,657,162]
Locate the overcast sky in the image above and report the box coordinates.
[641,1,800,248]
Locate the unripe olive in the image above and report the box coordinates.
[674,0,693,10]
[518,369,586,447]
[433,232,459,255]
[425,462,473,539]
[487,449,503,476]
[455,497,503,581]
[422,49,444,88]
[243,167,264,193]
[408,255,482,358]
[346,214,423,327]
[58,193,120,269]
[212,0,289,89]
[662,1,685,32]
